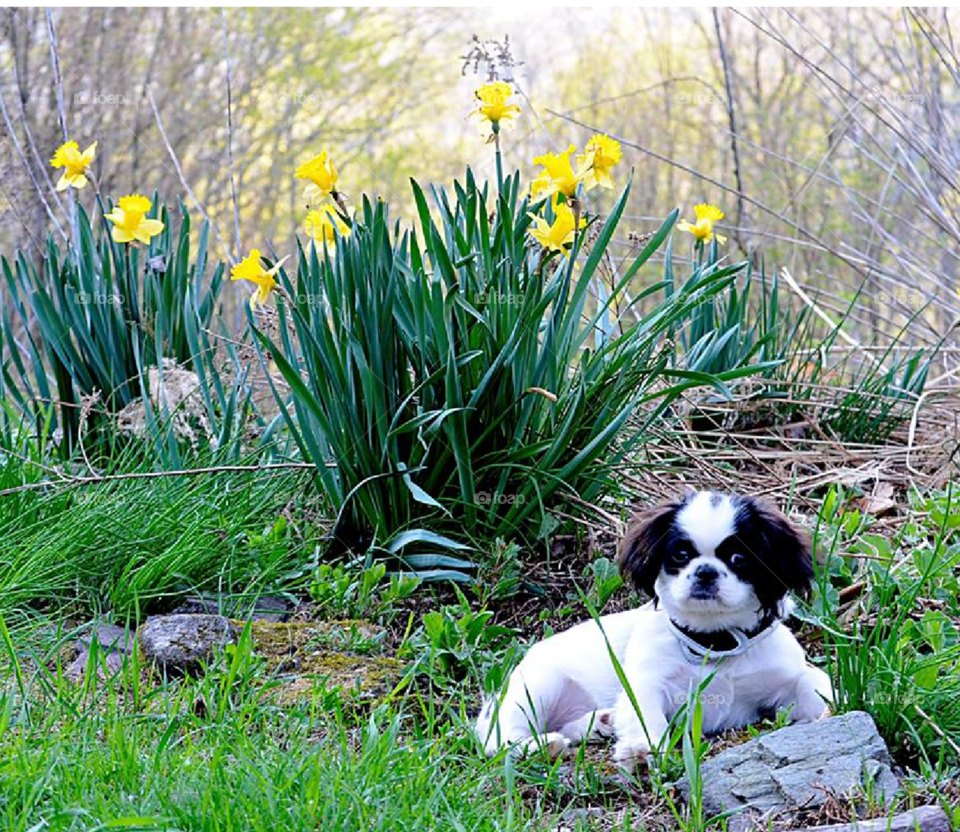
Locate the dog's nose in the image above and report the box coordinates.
[693,563,719,584]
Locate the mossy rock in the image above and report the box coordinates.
[271,653,405,706]
[241,619,403,706]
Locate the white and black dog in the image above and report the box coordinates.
[476,491,832,762]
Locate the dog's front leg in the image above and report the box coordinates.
[792,664,833,722]
[612,681,668,763]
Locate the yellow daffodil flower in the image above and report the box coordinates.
[231,249,290,309]
[471,81,521,130]
[528,200,585,256]
[304,205,350,250]
[530,145,585,201]
[678,203,727,245]
[104,194,165,245]
[295,151,338,204]
[577,134,622,190]
[50,140,97,191]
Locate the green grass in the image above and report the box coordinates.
[810,484,960,771]
[0,444,321,627]
[1,447,958,832]
[0,664,540,831]
[0,275,946,830]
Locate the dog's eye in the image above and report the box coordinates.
[729,552,747,568]
[671,547,692,564]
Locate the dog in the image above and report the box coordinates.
[476,491,833,762]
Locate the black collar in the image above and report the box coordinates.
[668,610,779,656]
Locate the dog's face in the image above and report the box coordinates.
[618,492,813,631]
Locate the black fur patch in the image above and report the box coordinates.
[618,493,813,614]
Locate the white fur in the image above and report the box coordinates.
[476,603,831,761]
[475,493,833,762]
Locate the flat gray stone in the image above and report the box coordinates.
[679,712,899,820]
[172,594,294,623]
[779,805,949,832]
[138,614,236,675]
[77,623,135,654]
[67,647,125,682]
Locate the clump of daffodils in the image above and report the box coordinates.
[50,140,97,191]
[471,81,521,134]
[294,150,351,261]
[230,249,289,310]
[530,134,623,205]
[678,204,726,245]
[525,133,623,256]
[50,139,167,248]
[105,194,164,245]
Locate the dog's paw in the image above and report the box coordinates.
[516,732,571,759]
[613,735,651,765]
[595,709,616,738]
[544,732,572,758]
[792,698,833,724]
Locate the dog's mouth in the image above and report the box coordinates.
[688,587,721,601]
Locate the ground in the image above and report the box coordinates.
[1,473,958,831]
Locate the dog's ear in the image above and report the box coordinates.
[618,499,684,597]
[742,497,814,608]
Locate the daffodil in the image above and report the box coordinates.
[530,145,584,201]
[50,140,97,191]
[304,205,350,250]
[104,194,165,245]
[577,134,622,190]
[678,203,727,245]
[230,249,290,309]
[528,200,585,256]
[471,81,520,130]
[295,151,338,204]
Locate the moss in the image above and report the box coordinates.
[272,653,405,706]
[240,619,383,661]
[240,619,402,706]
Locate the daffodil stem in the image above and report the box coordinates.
[494,128,503,195]
[567,200,582,283]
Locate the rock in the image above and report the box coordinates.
[679,712,899,820]
[138,614,236,675]
[115,359,212,448]
[272,654,404,705]
[172,594,295,623]
[77,623,135,654]
[780,805,950,832]
[66,647,125,682]
[245,619,401,705]
[63,621,136,683]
